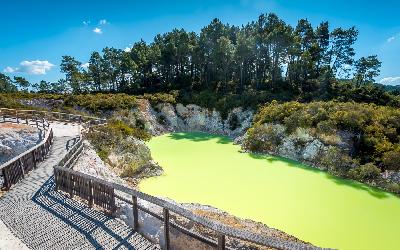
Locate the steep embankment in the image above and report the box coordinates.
[135,98,253,138]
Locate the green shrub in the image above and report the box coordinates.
[107,119,151,141]
[0,94,26,108]
[142,91,177,105]
[382,150,400,171]
[254,101,400,170]
[243,124,285,153]
[349,163,381,181]
[64,93,137,112]
[319,146,354,174]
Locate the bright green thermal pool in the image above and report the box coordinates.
[139,132,400,250]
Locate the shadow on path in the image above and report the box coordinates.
[31,175,157,250]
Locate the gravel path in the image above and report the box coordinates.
[0,123,159,250]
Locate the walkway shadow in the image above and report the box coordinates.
[167,132,231,144]
[32,176,155,249]
[66,136,80,150]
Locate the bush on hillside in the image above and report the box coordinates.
[349,163,381,182]
[64,93,137,113]
[244,124,285,153]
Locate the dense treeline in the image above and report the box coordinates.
[2,13,398,113]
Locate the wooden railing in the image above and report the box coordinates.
[0,118,53,190]
[0,107,331,249]
[52,126,331,250]
[0,108,106,125]
[0,108,106,190]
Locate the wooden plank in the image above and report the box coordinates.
[218,234,226,250]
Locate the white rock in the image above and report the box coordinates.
[277,138,299,160]
[302,139,324,161]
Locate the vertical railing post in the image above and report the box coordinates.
[69,173,74,199]
[163,208,170,250]
[132,195,139,231]
[2,169,9,190]
[32,151,37,168]
[19,158,25,179]
[218,234,226,250]
[54,168,59,191]
[89,180,93,208]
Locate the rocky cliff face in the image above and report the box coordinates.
[242,123,355,171]
[136,99,253,138]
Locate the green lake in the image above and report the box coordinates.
[139,132,400,250]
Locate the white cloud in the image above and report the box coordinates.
[83,20,91,26]
[93,27,102,34]
[387,36,395,43]
[82,62,90,69]
[380,77,400,86]
[124,47,132,52]
[3,66,16,73]
[3,60,54,75]
[99,19,107,25]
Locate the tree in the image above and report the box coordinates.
[60,56,84,93]
[330,27,359,78]
[13,76,30,91]
[34,80,52,93]
[0,73,17,93]
[88,51,105,91]
[354,55,381,85]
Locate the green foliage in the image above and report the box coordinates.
[349,163,381,181]
[0,73,17,93]
[64,93,137,113]
[86,119,151,161]
[0,94,25,108]
[255,101,400,166]
[319,146,355,175]
[244,124,285,153]
[106,119,151,141]
[250,100,400,194]
[382,150,400,171]
[142,91,177,105]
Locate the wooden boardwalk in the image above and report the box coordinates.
[0,124,159,250]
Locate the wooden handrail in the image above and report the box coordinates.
[0,108,106,123]
[52,124,332,250]
[0,108,331,250]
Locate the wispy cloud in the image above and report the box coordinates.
[387,36,395,43]
[4,66,16,73]
[380,77,400,86]
[93,27,102,34]
[99,19,107,25]
[3,60,54,75]
[124,47,132,52]
[83,20,91,26]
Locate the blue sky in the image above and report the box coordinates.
[1,0,400,85]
